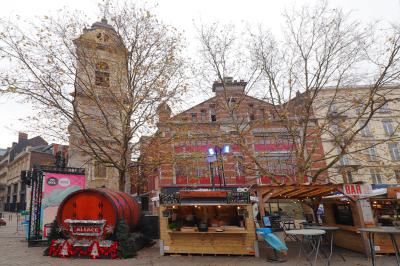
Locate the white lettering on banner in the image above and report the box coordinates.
[59,178,71,187]
[343,184,372,196]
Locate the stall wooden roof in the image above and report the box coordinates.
[253,183,344,200]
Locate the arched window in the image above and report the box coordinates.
[95,62,110,87]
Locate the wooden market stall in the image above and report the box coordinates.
[159,186,257,256]
[254,183,342,224]
[322,184,400,255]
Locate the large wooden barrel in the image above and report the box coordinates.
[57,188,141,233]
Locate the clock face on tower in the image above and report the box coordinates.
[96,32,110,43]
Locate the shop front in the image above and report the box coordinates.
[159,186,257,256]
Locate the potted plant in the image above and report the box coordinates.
[168,222,181,231]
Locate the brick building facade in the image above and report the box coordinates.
[134,78,327,213]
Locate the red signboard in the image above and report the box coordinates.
[342,184,372,196]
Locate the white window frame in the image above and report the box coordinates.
[383,120,394,136]
[359,121,372,137]
[370,168,382,184]
[367,147,377,161]
[388,143,400,161]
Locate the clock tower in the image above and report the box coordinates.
[68,18,128,191]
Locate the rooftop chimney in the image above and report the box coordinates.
[212,77,247,95]
[157,103,172,123]
[18,132,28,142]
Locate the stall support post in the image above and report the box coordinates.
[159,240,165,255]
[356,199,373,258]
[258,192,266,226]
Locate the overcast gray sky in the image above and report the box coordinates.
[0,0,399,148]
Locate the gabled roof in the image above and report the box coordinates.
[8,136,48,163]
[168,94,274,122]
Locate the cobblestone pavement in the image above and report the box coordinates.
[0,213,397,266]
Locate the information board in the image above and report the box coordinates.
[228,192,250,204]
[160,193,180,204]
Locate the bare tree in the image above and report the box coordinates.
[197,1,400,184]
[0,2,186,191]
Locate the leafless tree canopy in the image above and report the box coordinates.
[0,2,186,190]
[196,1,400,183]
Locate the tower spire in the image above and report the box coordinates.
[102,0,110,23]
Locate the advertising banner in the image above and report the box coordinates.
[42,172,86,238]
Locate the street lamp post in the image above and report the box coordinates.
[207,145,230,189]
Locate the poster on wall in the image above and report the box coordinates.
[41,172,86,238]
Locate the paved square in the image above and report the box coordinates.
[0,213,397,266]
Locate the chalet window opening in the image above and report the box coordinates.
[333,204,354,226]
[95,62,110,87]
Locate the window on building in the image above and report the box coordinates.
[355,104,366,115]
[248,104,255,121]
[227,97,237,108]
[370,168,382,184]
[174,163,187,177]
[395,170,400,184]
[94,161,107,178]
[331,124,340,136]
[388,143,400,161]
[95,62,110,87]
[339,154,350,166]
[13,183,18,194]
[259,108,266,120]
[359,121,372,137]
[343,171,353,183]
[235,155,245,176]
[210,105,217,122]
[329,104,338,114]
[200,109,207,121]
[378,102,390,113]
[383,120,394,136]
[367,146,377,161]
[191,113,197,121]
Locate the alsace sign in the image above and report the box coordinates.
[72,226,102,234]
[342,184,372,196]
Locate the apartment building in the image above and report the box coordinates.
[0,133,67,212]
[313,86,400,184]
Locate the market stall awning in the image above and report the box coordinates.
[252,183,343,200]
